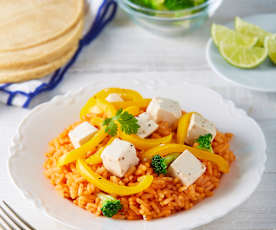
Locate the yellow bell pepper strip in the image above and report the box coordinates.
[124,106,140,116]
[80,97,100,120]
[176,112,193,144]
[90,117,104,128]
[80,98,116,120]
[93,88,143,101]
[86,147,104,165]
[119,131,173,150]
[77,159,153,196]
[142,144,229,173]
[86,137,115,165]
[58,128,108,167]
[95,98,116,118]
[111,98,151,109]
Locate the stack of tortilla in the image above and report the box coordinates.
[0,0,84,83]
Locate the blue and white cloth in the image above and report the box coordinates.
[0,0,117,108]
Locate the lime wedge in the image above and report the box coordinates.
[211,24,258,47]
[265,35,276,64]
[219,43,268,69]
[235,17,272,46]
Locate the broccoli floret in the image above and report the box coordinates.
[98,193,122,217]
[151,153,179,175]
[130,0,153,8]
[164,0,194,10]
[195,133,214,153]
[130,0,206,10]
[193,0,206,5]
[130,0,165,10]
[151,0,166,10]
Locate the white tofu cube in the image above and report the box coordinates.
[101,138,139,177]
[168,150,206,187]
[105,93,123,102]
[136,112,159,138]
[146,97,182,126]
[68,122,98,149]
[185,113,216,146]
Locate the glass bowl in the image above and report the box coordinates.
[117,0,223,36]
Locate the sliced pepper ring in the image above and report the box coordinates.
[86,137,115,165]
[89,117,104,128]
[176,112,193,144]
[80,97,98,120]
[119,132,173,150]
[111,98,151,110]
[93,88,143,101]
[80,98,116,120]
[77,159,153,196]
[95,98,116,118]
[124,105,140,116]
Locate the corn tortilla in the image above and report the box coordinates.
[0,19,83,69]
[0,45,78,84]
[0,0,84,51]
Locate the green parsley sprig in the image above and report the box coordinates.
[103,109,140,136]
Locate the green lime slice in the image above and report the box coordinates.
[265,35,276,64]
[211,24,258,48]
[219,43,268,69]
[235,17,272,46]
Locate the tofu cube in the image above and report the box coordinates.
[105,93,123,102]
[68,122,98,149]
[146,97,182,126]
[101,138,139,177]
[185,113,216,145]
[136,112,159,138]
[168,150,206,187]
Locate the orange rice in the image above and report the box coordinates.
[44,118,235,220]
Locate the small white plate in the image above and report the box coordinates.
[206,14,276,92]
[8,78,266,230]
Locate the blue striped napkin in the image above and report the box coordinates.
[0,0,117,108]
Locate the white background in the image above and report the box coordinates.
[0,0,276,229]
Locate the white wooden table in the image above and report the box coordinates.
[0,0,276,229]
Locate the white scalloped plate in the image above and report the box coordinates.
[8,79,266,230]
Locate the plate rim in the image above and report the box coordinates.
[7,80,267,230]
